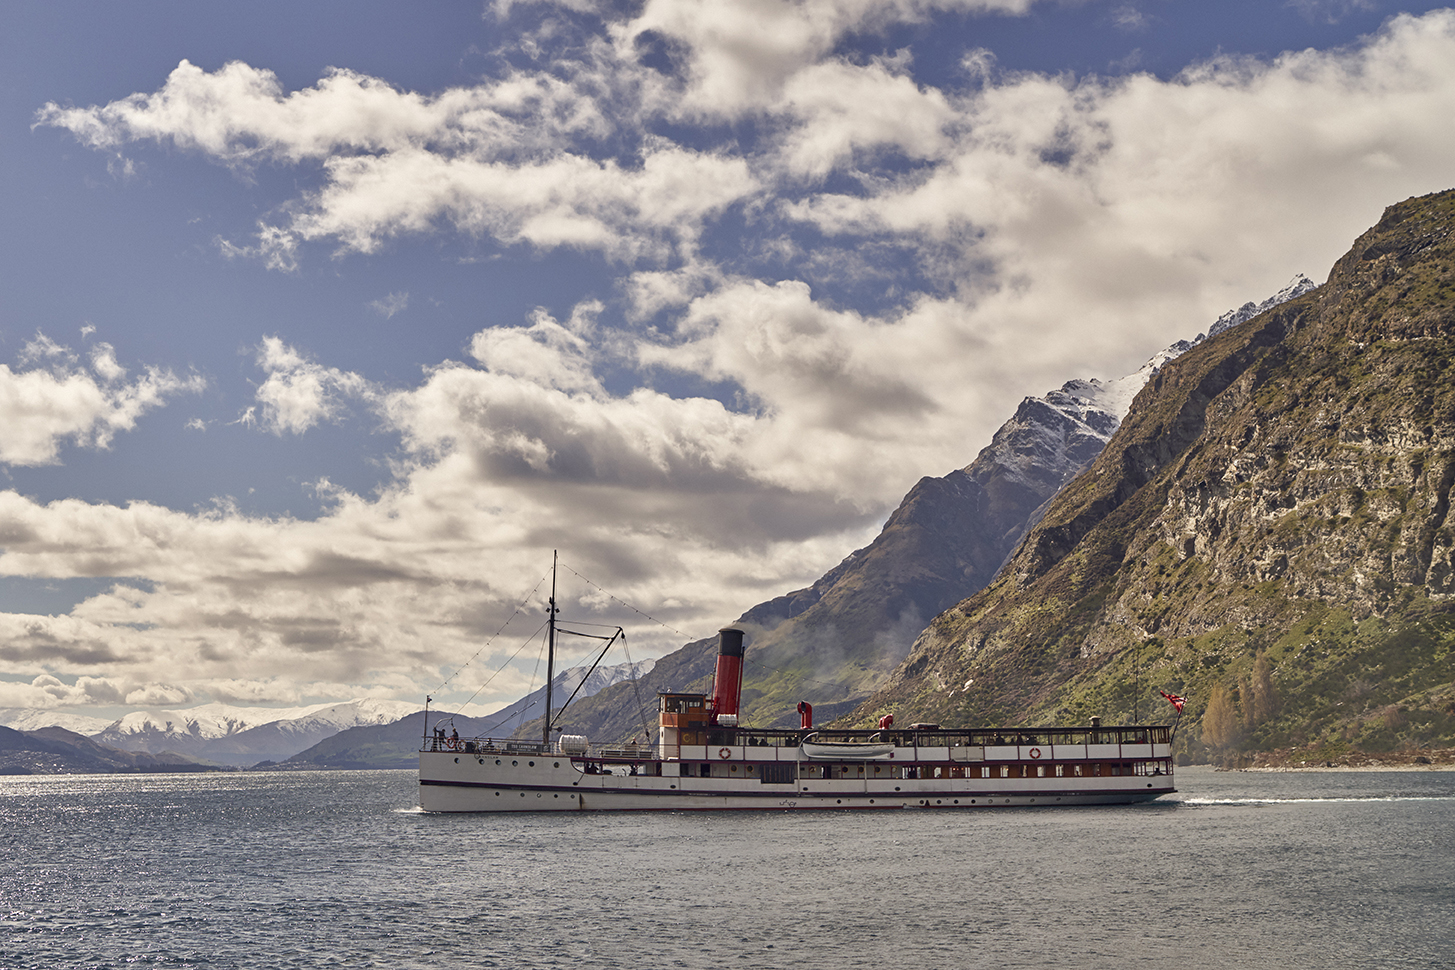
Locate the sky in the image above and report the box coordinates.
[3,0,1455,722]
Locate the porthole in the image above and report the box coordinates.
[512,760,518,766]
[529,761,535,767]
[496,759,502,765]
[554,762,560,768]
[453,757,459,763]
[479,758,485,764]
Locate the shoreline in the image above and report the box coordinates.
[1194,748,1455,772]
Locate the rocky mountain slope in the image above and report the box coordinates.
[853,189,1455,763]
[543,283,1311,741]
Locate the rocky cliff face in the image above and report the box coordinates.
[548,280,1314,741]
[855,189,1455,759]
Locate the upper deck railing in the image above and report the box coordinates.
[422,724,1172,755]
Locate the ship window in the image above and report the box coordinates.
[1036,766,1046,778]
[981,767,991,778]
[999,766,1010,778]
[1055,765,1064,777]
[1092,764,1102,777]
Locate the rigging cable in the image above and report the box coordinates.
[559,561,694,642]
[431,568,551,696]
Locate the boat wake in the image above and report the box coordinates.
[1182,794,1455,805]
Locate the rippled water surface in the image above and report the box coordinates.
[3,767,1453,969]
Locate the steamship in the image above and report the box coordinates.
[418,608,1178,812]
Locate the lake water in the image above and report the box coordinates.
[2,766,1452,969]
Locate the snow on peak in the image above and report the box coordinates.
[1207,274,1316,340]
[103,698,419,740]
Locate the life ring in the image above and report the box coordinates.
[718,747,732,759]
[446,737,460,751]
[1028,747,1042,759]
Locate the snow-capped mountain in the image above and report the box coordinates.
[0,708,115,736]
[92,698,420,766]
[990,274,1317,488]
[1207,274,1316,339]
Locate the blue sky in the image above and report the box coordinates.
[2,0,1454,720]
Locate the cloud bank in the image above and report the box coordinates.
[15,3,1455,713]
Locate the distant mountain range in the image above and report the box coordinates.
[0,724,221,775]
[275,658,655,769]
[0,658,653,772]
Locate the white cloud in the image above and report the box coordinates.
[783,9,1455,380]
[38,57,752,267]
[0,674,127,709]
[0,334,205,467]
[125,683,195,707]
[370,291,410,318]
[772,55,958,177]
[614,0,1035,119]
[252,337,374,435]
[1287,0,1376,25]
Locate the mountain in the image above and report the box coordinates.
[279,659,654,769]
[851,189,1455,764]
[92,698,419,766]
[0,724,223,775]
[542,281,1312,742]
[0,708,113,736]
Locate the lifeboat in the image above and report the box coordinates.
[799,733,896,761]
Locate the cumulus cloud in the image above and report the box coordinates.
[0,334,205,467]
[38,57,756,266]
[0,674,128,709]
[125,683,195,706]
[252,336,374,435]
[614,0,1034,119]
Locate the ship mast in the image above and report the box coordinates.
[543,550,558,747]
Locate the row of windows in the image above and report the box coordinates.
[673,761,1172,781]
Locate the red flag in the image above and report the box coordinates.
[1159,690,1185,712]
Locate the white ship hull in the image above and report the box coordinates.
[418,740,1176,812]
